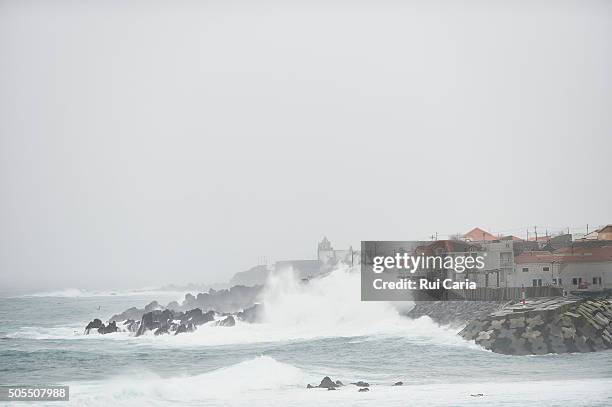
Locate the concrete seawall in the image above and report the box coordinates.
[458,298,612,355]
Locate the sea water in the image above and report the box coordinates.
[1,268,612,406]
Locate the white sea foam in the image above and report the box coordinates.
[65,357,612,407]
[134,265,474,349]
[69,355,308,406]
[8,265,474,349]
[6,325,134,340]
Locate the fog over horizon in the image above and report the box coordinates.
[1,0,610,294]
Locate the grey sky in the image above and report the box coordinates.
[1,0,610,293]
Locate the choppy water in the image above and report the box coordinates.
[1,269,612,406]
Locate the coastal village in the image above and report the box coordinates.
[231,225,612,296]
[448,224,612,294]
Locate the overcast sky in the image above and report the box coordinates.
[1,0,610,293]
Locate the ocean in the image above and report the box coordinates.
[1,268,612,406]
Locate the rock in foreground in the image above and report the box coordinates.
[306,376,343,390]
[351,381,369,387]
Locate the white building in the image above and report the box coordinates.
[473,240,515,288]
[509,245,612,292]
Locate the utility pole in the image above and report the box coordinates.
[534,226,538,242]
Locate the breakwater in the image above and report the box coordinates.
[458,298,612,355]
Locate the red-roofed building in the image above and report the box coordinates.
[463,227,498,242]
[596,225,612,241]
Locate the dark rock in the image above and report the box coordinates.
[184,285,262,314]
[335,380,344,386]
[84,318,103,334]
[175,323,195,335]
[352,381,369,387]
[109,307,143,323]
[327,387,336,391]
[98,321,118,334]
[216,316,236,327]
[135,307,218,336]
[144,301,163,313]
[237,304,264,323]
[184,308,215,326]
[393,381,403,386]
[358,388,369,392]
[136,309,174,336]
[109,283,262,327]
[154,323,170,336]
[306,384,315,389]
[202,310,216,323]
[470,393,484,397]
[318,377,337,389]
[123,319,141,333]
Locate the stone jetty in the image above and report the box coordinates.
[459,297,612,355]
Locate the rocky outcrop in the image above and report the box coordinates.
[109,302,162,323]
[85,308,216,336]
[184,308,215,325]
[236,303,263,323]
[351,381,369,387]
[88,302,263,337]
[215,316,236,327]
[305,377,384,391]
[306,377,344,390]
[135,308,216,336]
[84,319,118,335]
[98,321,118,334]
[144,301,163,313]
[459,298,612,355]
[109,285,263,324]
[123,319,140,333]
[181,285,262,314]
[319,377,336,389]
[174,323,195,335]
[84,318,103,334]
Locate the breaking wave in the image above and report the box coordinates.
[8,265,474,349]
[141,265,472,348]
[69,355,308,406]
